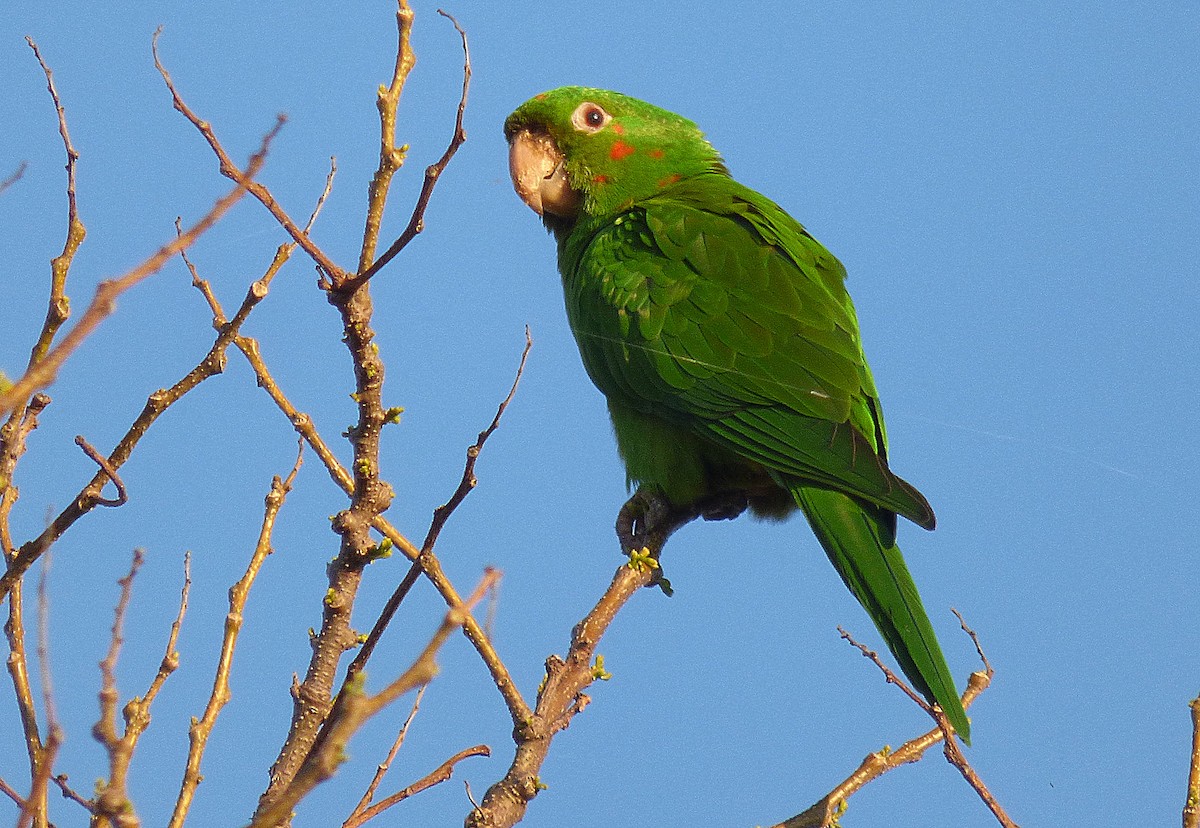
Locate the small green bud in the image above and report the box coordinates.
[626,547,659,573]
[590,655,612,681]
[367,537,393,561]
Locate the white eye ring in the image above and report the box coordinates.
[570,102,612,133]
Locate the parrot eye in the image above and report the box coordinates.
[571,102,612,134]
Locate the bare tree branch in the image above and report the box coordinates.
[91,549,146,826]
[251,572,499,828]
[341,7,472,291]
[345,744,490,828]
[73,435,127,507]
[0,119,280,417]
[17,554,65,828]
[1186,693,1200,828]
[24,38,82,372]
[0,162,28,196]
[2,397,51,810]
[152,29,345,283]
[352,0,417,277]
[168,446,303,828]
[345,328,533,720]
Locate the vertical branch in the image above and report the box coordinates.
[91,550,146,827]
[1185,694,1200,828]
[168,447,302,828]
[1,394,50,828]
[24,38,83,369]
[2,58,83,809]
[16,556,64,828]
[357,0,417,273]
[252,573,497,828]
[345,8,472,290]
[256,2,470,817]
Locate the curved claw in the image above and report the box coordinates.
[616,488,667,554]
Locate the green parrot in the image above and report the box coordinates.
[504,87,969,743]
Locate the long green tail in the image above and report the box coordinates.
[792,485,971,744]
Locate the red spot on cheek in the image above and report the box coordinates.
[656,173,681,188]
[610,140,636,161]
[592,174,610,184]
[648,149,664,159]
[611,122,625,135]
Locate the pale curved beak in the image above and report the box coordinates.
[508,129,581,218]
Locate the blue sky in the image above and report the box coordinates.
[2,3,1198,826]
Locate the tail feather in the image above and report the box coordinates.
[792,485,971,744]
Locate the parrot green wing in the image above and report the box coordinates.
[560,173,935,531]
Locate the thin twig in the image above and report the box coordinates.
[0,776,26,808]
[168,444,303,828]
[25,38,82,372]
[838,626,933,715]
[346,685,428,823]
[0,162,28,196]
[345,329,532,707]
[0,119,280,417]
[345,744,490,828]
[341,7,471,290]
[91,550,145,826]
[138,553,190,710]
[73,436,127,506]
[941,727,1017,827]
[251,572,499,828]
[152,29,345,283]
[52,774,94,813]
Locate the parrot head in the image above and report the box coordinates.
[504,87,726,225]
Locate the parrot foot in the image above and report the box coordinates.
[616,488,672,556]
[696,492,748,522]
[616,489,683,594]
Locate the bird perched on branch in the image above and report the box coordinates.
[504,87,969,743]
